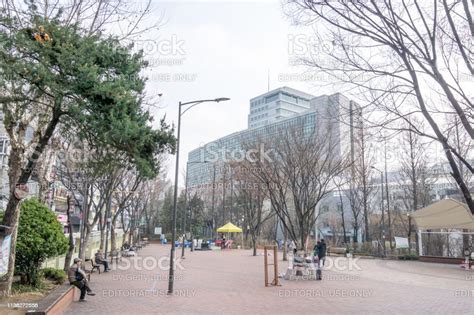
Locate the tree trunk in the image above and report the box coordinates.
[0,194,21,296]
[353,224,359,244]
[81,226,91,261]
[64,196,75,272]
[99,215,105,250]
[0,107,61,295]
[252,236,257,256]
[111,224,117,252]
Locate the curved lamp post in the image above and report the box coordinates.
[168,97,230,294]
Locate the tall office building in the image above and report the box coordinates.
[188,87,362,190]
[248,87,314,129]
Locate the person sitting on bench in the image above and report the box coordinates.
[68,258,96,302]
[95,249,110,272]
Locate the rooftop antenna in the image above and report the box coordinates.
[267,68,270,92]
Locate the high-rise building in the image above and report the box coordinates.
[188,87,362,190]
[247,86,314,129]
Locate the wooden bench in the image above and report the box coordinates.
[109,250,122,264]
[86,258,101,274]
[328,247,347,255]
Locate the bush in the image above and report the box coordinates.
[16,198,68,287]
[42,268,67,284]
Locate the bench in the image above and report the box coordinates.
[109,250,122,264]
[87,258,101,274]
[328,247,347,255]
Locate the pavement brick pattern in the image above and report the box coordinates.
[64,244,474,315]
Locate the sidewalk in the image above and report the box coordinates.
[64,244,474,314]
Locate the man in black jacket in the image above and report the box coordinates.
[314,239,327,269]
[68,258,96,301]
[319,239,327,267]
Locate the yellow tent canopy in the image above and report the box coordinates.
[217,222,243,233]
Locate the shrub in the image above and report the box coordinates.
[42,268,67,284]
[16,198,68,287]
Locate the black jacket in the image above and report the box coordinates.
[314,242,326,258]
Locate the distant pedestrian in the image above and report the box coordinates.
[68,258,95,302]
[95,249,110,272]
[315,239,327,268]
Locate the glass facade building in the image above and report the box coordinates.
[187,88,362,190]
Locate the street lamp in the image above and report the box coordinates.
[168,97,230,295]
[371,166,386,257]
[407,213,412,254]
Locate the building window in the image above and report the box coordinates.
[265,93,279,103]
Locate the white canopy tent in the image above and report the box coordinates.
[411,199,474,230]
[411,199,474,257]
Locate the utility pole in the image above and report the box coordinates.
[211,164,216,239]
[229,167,233,223]
[181,166,189,258]
[384,140,393,250]
[79,176,88,261]
[222,168,226,225]
[104,189,113,260]
[372,166,385,257]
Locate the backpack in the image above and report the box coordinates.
[75,268,84,281]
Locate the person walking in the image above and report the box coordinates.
[314,239,327,269]
[319,239,327,267]
[68,258,96,302]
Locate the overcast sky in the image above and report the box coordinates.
[137,0,332,182]
[133,0,453,184]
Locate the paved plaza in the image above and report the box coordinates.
[65,244,473,314]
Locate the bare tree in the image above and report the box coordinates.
[1,0,162,40]
[241,121,349,252]
[286,0,474,213]
[232,162,274,256]
[394,120,437,252]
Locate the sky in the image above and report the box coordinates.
[135,0,331,182]
[130,0,454,184]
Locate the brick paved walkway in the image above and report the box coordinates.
[64,244,473,314]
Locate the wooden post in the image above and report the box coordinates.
[263,245,280,287]
[264,247,268,287]
[273,246,279,286]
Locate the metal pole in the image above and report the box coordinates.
[384,142,392,251]
[181,164,189,258]
[229,168,233,223]
[168,102,182,295]
[211,164,216,239]
[79,176,88,260]
[380,172,386,257]
[407,213,412,254]
[104,193,112,260]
